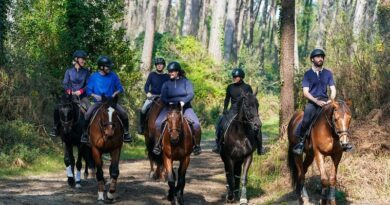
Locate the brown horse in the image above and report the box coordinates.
[160,104,196,205]
[89,97,124,203]
[287,100,352,205]
[143,96,166,180]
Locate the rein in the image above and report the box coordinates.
[323,103,350,137]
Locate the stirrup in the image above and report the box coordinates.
[193,145,202,155]
[153,145,161,155]
[292,142,304,155]
[123,132,132,143]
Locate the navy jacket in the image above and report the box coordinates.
[161,77,194,107]
[302,68,335,99]
[144,72,170,95]
[63,67,90,98]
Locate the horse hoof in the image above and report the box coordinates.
[239,198,248,205]
[67,177,75,187]
[75,181,81,189]
[226,195,235,203]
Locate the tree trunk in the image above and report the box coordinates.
[140,0,158,80]
[182,0,202,36]
[158,0,172,33]
[302,0,313,58]
[246,0,261,47]
[236,0,248,53]
[208,0,227,62]
[258,0,269,69]
[315,0,334,48]
[198,0,210,47]
[224,0,238,61]
[279,0,295,138]
[0,0,10,66]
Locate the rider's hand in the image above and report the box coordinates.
[180,101,185,107]
[73,90,81,96]
[146,92,152,98]
[316,99,328,107]
[94,95,102,101]
[66,89,71,95]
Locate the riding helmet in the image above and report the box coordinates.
[97,56,114,68]
[167,61,181,72]
[73,50,88,59]
[310,48,326,58]
[154,57,166,66]
[231,68,245,79]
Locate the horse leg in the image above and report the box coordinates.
[75,145,83,188]
[314,151,329,205]
[107,148,121,202]
[176,156,190,205]
[224,158,235,203]
[92,147,105,202]
[234,160,243,201]
[328,153,342,205]
[300,149,314,204]
[149,159,155,179]
[239,155,253,205]
[293,153,308,205]
[163,155,176,203]
[64,143,76,187]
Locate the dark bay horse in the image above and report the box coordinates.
[220,90,261,205]
[58,94,93,188]
[89,97,124,202]
[287,100,352,205]
[142,96,166,180]
[157,104,196,205]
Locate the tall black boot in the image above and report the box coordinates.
[292,135,305,155]
[137,109,145,134]
[122,118,132,143]
[255,129,264,155]
[192,129,202,155]
[152,135,162,155]
[81,119,89,143]
[50,108,60,137]
[212,127,222,154]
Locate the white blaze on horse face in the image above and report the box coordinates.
[108,107,115,123]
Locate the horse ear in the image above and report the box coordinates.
[254,87,258,96]
[346,99,352,107]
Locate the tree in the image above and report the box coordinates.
[197,0,210,47]
[279,0,295,137]
[0,0,10,66]
[182,0,202,36]
[224,0,238,61]
[158,0,172,33]
[208,0,227,62]
[141,0,158,80]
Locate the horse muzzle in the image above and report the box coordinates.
[339,132,352,151]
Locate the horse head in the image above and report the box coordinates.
[166,103,183,144]
[99,95,119,137]
[330,100,352,149]
[59,94,76,134]
[238,88,261,131]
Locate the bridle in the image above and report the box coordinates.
[324,102,350,138]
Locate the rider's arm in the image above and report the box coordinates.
[144,73,152,94]
[223,85,231,113]
[181,80,194,104]
[330,86,336,100]
[303,87,319,104]
[63,69,71,92]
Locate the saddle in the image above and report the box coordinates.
[295,107,324,142]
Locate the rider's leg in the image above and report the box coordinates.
[254,128,264,155]
[138,99,152,134]
[184,108,202,155]
[115,104,132,143]
[153,107,168,155]
[50,105,60,137]
[293,102,319,155]
[212,116,224,153]
[81,103,99,143]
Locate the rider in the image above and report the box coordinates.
[292,48,352,155]
[153,61,202,155]
[50,50,90,137]
[80,56,132,143]
[212,68,263,155]
[137,57,170,134]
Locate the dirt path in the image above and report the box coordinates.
[0,140,230,205]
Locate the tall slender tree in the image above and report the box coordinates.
[224,0,238,61]
[279,0,295,137]
[141,0,158,80]
[158,0,172,33]
[198,0,210,47]
[182,0,202,36]
[0,0,10,66]
[208,0,227,62]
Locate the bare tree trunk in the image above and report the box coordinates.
[258,0,269,69]
[198,0,210,47]
[158,0,172,33]
[123,0,150,40]
[315,0,334,48]
[182,0,202,36]
[302,0,313,58]
[246,0,261,47]
[141,0,158,80]
[279,0,295,138]
[224,0,238,61]
[294,1,299,70]
[208,0,227,62]
[0,0,10,66]
[236,0,248,53]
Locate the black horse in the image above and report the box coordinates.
[219,90,261,204]
[58,94,93,188]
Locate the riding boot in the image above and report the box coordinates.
[81,119,89,143]
[122,118,132,143]
[192,129,202,156]
[50,109,60,137]
[292,135,305,155]
[255,129,264,155]
[152,135,162,155]
[49,125,58,138]
[137,109,145,134]
[212,125,222,154]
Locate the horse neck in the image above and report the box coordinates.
[316,105,335,135]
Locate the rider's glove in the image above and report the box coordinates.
[180,101,185,107]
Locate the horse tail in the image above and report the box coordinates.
[287,144,298,188]
[146,135,163,166]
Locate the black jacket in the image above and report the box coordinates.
[223,81,253,112]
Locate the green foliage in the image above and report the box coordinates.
[0,120,59,168]
[0,0,10,66]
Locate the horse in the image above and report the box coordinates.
[142,96,166,180]
[88,96,124,203]
[287,100,352,205]
[57,94,93,188]
[220,90,261,205]
[154,103,197,205]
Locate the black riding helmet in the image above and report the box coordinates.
[310,48,326,58]
[73,50,88,59]
[154,57,166,66]
[232,68,245,79]
[97,56,114,69]
[167,61,181,72]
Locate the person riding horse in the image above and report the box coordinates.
[137,57,170,134]
[292,48,353,155]
[153,61,202,155]
[212,68,263,155]
[50,50,91,137]
[81,56,132,143]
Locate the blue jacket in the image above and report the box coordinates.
[302,68,335,99]
[63,67,90,98]
[144,72,170,95]
[161,77,194,107]
[87,71,124,102]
